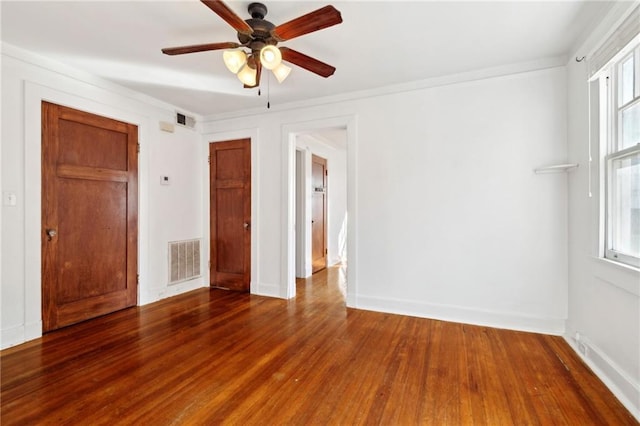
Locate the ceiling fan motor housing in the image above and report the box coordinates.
[239,2,278,52]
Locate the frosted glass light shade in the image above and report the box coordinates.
[272,63,291,83]
[237,63,257,86]
[223,50,247,74]
[260,45,282,70]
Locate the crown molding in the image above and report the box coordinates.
[203,55,567,122]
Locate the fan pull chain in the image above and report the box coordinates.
[267,72,271,109]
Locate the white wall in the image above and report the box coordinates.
[565,3,640,419]
[203,65,569,334]
[1,44,206,348]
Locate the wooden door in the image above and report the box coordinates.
[311,154,327,273]
[42,102,138,332]
[210,139,251,291]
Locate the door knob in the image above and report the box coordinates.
[46,229,57,241]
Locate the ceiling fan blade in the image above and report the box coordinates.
[201,0,253,35]
[272,5,342,41]
[280,47,336,78]
[162,42,240,56]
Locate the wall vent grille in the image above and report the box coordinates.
[169,239,201,284]
[175,112,196,129]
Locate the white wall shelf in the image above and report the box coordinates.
[534,163,579,174]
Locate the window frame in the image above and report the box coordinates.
[603,43,640,268]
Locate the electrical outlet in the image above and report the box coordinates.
[578,341,589,356]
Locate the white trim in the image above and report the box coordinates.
[590,256,640,296]
[601,41,640,270]
[1,325,25,349]
[205,57,566,122]
[282,115,358,306]
[588,5,640,79]
[19,81,151,346]
[294,147,312,278]
[0,319,39,350]
[565,335,640,422]
[357,294,566,335]
[283,129,297,299]
[201,128,262,296]
[2,42,201,121]
[139,279,204,306]
[254,282,280,298]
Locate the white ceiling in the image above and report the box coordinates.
[1,1,613,117]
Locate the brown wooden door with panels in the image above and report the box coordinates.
[209,139,251,291]
[41,102,138,332]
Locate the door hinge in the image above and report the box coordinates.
[325,248,328,255]
[136,274,140,284]
[208,155,211,164]
[325,169,328,176]
[137,143,140,153]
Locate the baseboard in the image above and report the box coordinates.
[355,295,566,335]
[139,279,207,305]
[25,320,43,341]
[1,320,43,350]
[255,282,282,298]
[1,324,26,350]
[565,334,640,422]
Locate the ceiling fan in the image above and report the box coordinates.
[162,1,343,88]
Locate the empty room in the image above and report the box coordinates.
[1,1,639,424]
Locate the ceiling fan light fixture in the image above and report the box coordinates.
[237,63,257,86]
[260,45,282,70]
[272,63,291,83]
[162,1,343,89]
[223,49,247,74]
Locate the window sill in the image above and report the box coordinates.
[590,256,640,297]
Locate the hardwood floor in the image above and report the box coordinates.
[1,266,636,425]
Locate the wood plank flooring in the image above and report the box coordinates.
[1,266,637,425]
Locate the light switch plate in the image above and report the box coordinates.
[3,191,17,206]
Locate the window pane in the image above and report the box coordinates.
[610,151,640,258]
[620,55,634,106]
[620,101,640,150]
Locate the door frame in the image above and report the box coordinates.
[23,83,149,341]
[282,115,358,304]
[202,129,259,295]
[294,148,311,278]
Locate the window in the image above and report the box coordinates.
[603,42,640,268]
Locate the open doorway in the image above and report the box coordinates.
[294,129,347,300]
[294,130,347,280]
[282,115,356,304]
